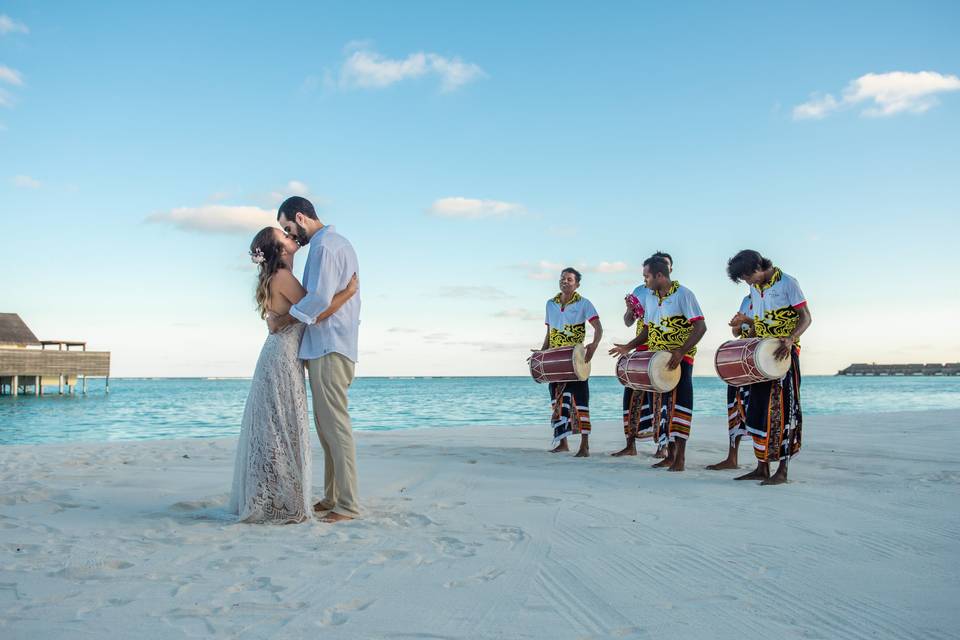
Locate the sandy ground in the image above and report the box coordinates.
[1,410,958,639]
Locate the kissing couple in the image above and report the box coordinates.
[228,196,361,524]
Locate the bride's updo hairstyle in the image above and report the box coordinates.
[249,227,288,319]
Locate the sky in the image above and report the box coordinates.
[1,1,959,377]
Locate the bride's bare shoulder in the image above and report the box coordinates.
[269,268,305,303]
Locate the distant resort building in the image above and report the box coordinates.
[837,363,960,376]
[0,313,111,396]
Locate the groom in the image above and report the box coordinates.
[273,196,361,523]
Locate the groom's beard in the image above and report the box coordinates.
[294,223,310,247]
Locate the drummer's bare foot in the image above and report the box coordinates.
[611,437,637,457]
[574,435,590,457]
[735,462,770,481]
[652,456,672,468]
[761,461,789,485]
[654,446,668,459]
[668,440,686,472]
[551,439,570,453]
[706,448,739,470]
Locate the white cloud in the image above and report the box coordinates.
[493,308,541,322]
[429,197,525,219]
[0,15,29,36]
[12,174,40,189]
[594,261,628,273]
[267,180,312,207]
[146,205,279,235]
[0,65,22,86]
[794,71,960,120]
[438,286,513,299]
[0,88,12,108]
[514,259,631,280]
[339,45,485,92]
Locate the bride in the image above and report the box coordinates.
[229,226,358,524]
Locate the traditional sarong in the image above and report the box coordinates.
[549,380,591,446]
[726,384,750,447]
[639,360,693,445]
[745,348,802,462]
[622,387,654,440]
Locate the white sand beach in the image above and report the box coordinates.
[1,410,958,639]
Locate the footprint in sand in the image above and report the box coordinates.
[485,524,528,547]
[444,568,505,589]
[368,550,409,565]
[432,536,482,558]
[525,496,561,504]
[317,599,375,627]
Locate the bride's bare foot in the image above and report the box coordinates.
[320,512,355,523]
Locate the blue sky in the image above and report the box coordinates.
[2,2,958,376]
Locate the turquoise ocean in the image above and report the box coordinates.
[1,376,959,445]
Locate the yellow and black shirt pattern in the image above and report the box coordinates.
[545,292,599,348]
[749,268,806,344]
[642,281,705,362]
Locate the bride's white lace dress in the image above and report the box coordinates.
[229,323,311,524]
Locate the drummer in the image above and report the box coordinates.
[726,250,812,485]
[613,251,672,458]
[537,267,603,457]
[609,256,706,472]
[706,293,753,471]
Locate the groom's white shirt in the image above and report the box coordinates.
[289,225,360,362]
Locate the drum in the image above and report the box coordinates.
[714,338,791,386]
[616,350,680,392]
[529,344,591,384]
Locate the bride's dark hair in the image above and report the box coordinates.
[249,227,288,319]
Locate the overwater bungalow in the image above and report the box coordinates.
[0,313,111,396]
[837,362,960,376]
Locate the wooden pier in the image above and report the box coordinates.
[837,363,960,376]
[0,313,110,396]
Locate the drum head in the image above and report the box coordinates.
[648,351,681,392]
[571,343,592,380]
[755,338,791,380]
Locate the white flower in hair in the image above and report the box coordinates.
[250,248,265,265]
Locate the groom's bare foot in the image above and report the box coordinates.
[320,512,355,523]
[313,501,334,513]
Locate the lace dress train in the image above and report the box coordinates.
[229,324,311,524]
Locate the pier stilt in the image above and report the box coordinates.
[35,376,40,396]
[11,376,17,397]
[58,375,64,395]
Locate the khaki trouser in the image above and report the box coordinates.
[306,353,360,518]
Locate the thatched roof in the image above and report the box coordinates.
[0,314,41,346]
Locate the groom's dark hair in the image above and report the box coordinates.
[278,196,317,221]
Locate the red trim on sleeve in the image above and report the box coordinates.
[687,315,704,323]
[588,315,599,322]
[793,301,808,309]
